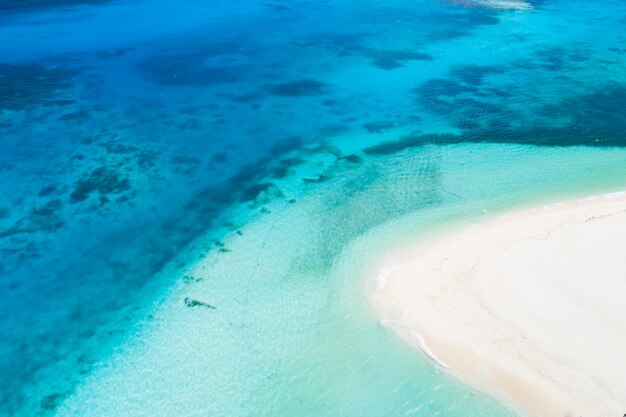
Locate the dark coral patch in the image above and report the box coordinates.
[297,33,432,70]
[340,154,364,164]
[263,0,292,12]
[366,83,626,156]
[240,182,285,202]
[0,200,64,238]
[449,65,505,85]
[70,167,130,204]
[363,132,460,155]
[368,49,433,70]
[58,109,90,122]
[412,64,515,130]
[414,78,477,99]
[38,185,57,197]
[265,79,330,96]
[0,63,76,111]
[40,393,64,411]
[533,46,591,71]
[0,0,111,11]
[363,121,395,133]
[184,297,216,309]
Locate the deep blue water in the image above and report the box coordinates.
[2,0,626,415]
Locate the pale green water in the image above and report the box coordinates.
[55,143,626,417]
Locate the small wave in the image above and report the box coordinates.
[374,263,449,369]
[581,190,626,201]
[447,0,532,10]
[410,331,449,369]
[374,262,400,291]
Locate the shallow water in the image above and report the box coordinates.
[1,0,626,416]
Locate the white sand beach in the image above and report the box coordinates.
[370,193,626,417]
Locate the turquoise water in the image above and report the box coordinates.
[1,0,626,416]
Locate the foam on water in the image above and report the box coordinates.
[373,262,450,369]
[449,0,532,9]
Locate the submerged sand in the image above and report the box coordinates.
[371,193,626,417]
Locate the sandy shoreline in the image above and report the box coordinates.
[370,192,626,417]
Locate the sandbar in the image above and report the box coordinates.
[371,193,626,417]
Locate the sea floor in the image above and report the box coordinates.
[54,144,626,417]
[1,0,626,415]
